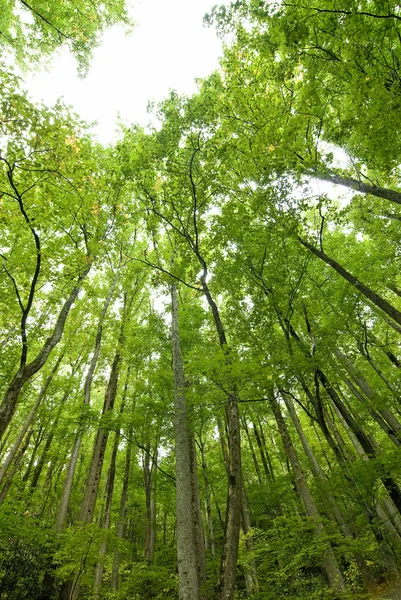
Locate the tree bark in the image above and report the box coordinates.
[171,283,201,600]
[78,343,122,524]
[314,172,401,205]
[318,370,401,515]
[335,349,401,444]
[111,436,132,591]
[198,434,216,559]
[299,238,401,330]
[270,392,345,593]
[93,424,121,596]
[282,391,376,590]
[0,355,61,487]
[55,279,115,531]
[199,275,242,600]
[0,264,91,439]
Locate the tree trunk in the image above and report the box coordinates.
[282,391,376,590]
[200,275,242,600]
[171,283,201,600]
[318,370,401,515]
[93,424,121,596]
[252,420,274,482]
[111,436,132,591]
[78,344,122,524]
[299,238,401,330]
[199,435,216,559]
[314,172,401,205]
[0,264,91,439]
[335,349,401,444]
[55,280,115,531]
[189,432,207,598]
[270,392,345,593]
[144,439,157,562]
[0,355,60,487]
[242,419,263,485]
[0,430,33,504]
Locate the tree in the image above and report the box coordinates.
[1,0,132,73]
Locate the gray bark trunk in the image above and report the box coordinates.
[111,437,132,591]
[0,356,60,487]
[270,393,345,593]
[314,172,401,205]
[171,283,201,600]
[55,280,115,531]
[0,265,91,439]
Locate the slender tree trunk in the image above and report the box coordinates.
[313,172,401,205]
[0,430,33,504]
[241,484,259,596]
[144,439,157,562]
[189,432,207,598]
[93,426,121,596]
[200,274,242,600]
[21,427,44,484]
[299,238,401,330]
[335,349,401,444]
[111,437,132,591]
[218,414,258,595]
[252,420,274,482]
[270,392,345,593]
[0,264,91,439]
[318,370,401,514]
[199,435,215,559]
[78,344,122,524]
[0,356,61,487]
[171,283,201,600]
[282,392,376,590]
[55,277,116,531]
[242,419,263,485]
[339,369,401,447]
[30,401,65,491]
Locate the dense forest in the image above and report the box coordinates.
[1,1,401,599]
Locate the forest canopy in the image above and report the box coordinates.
[1,1,401,599]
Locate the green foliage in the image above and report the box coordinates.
[2,3,401,599]
[0,1,132,74]
[0,503,56,599]
[114,563,178,600]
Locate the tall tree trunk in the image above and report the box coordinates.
[199,274,242,600]
[0,355,61,487]
[318,370,401,515]
[30,400,66,491]
[111,436,132,591]
[218,413,258,595]
[242,419,263,486]
[240,484,259,596]
[93,424,121,596]
[144,438,158,562]
[282,391,376,590]
[252,420,274,482]
[189,432,207,598]
[299,238,401,330]
[334,349,401,444]
[21,427,44,484]
[313,172,401,205]
[270,392,345,593]
[338,368,401,447]
[0,431,33,504]
[0,264,91,439]
[198,434,216,559]
[78,343,123,524]
[55,278,117,531]
[171,283,201,600]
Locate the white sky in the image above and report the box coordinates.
[23,0,226,144]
